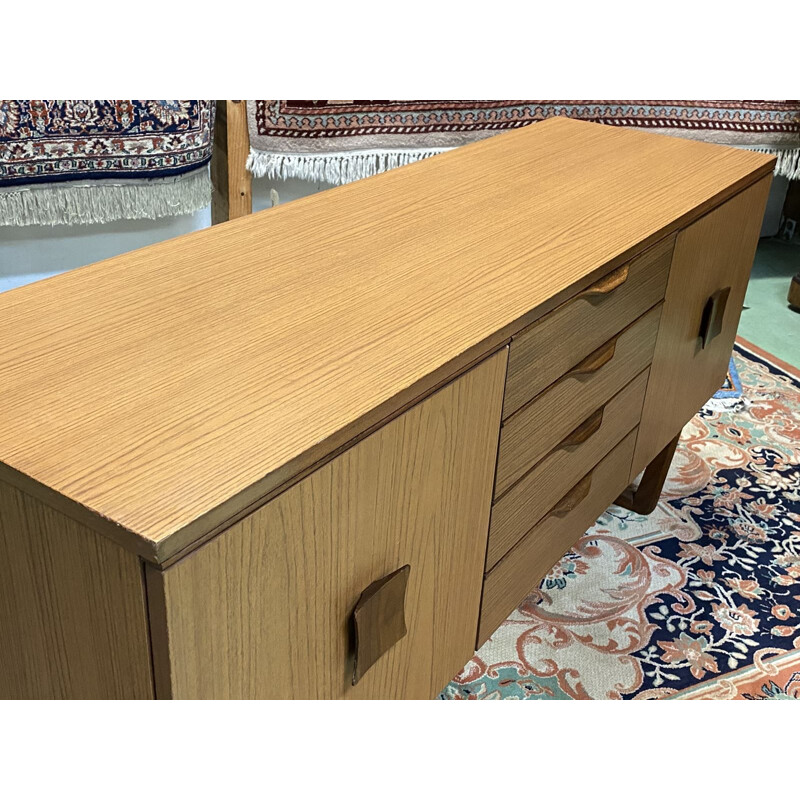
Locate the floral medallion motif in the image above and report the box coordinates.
[0,100,213,186]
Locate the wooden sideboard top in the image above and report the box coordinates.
[0,117,774,562]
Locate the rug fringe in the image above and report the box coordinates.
[744,146,800,180]
[246,147,449,185]
[249,143,800,185]
[704,396,753,414]
[704,397,745,412]
[0,167,211,226]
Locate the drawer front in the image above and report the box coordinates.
[153,351,507,699]
[504,236,673,418]
[495,303,661,496]
[479,428,637,646]
[487,368,648,570]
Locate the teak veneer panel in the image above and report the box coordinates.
[632,175,773,478]
[0,118,774,562]
[479,429,638,646]
[504,235,672,418]
[151,352,507,699]
[0,480,153,699]
[487,369,648,571]
[495,304,661,496]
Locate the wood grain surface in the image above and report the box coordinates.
[479,429,638,646]
[631,175,773,477]
[504,235,672,418]
[211,100,252,224]
[0,117,774,562]
[150,352,507,699]
[487,369,648,570]
[0,480,153,699]
[495,304,662,496]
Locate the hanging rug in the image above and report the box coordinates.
[0,100,214,225]
[246,100,800,185]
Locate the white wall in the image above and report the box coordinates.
[0,210,210,293]
[0,178,334,294]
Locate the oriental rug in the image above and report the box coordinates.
[708,356,744,411]
[441,338,800,700]
[0,100,214,225]
[247,101,800,185]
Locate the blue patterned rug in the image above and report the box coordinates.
[0,100,214,225]
[442,340,800,699]
[711,356,743,407]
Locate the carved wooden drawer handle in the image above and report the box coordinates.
[352,564,411,685]
[559,408,604,450]
[567,336,618,377]
[699,286,731,348]
[577,264,630,300]
[550,473,593,518]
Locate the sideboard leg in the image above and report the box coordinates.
[789,272,800,311]
[616,432,681,515]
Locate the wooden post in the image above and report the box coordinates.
[211,100,252,224]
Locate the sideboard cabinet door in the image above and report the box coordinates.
[150,349,507,699]
[632,176,772,478]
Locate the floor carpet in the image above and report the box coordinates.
[442,338,800,700]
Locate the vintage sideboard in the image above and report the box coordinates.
[0,118,773,699]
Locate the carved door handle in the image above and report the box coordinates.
[699,286,731,348]
[352,564,411,685]
[558,408,604,450]
[567,336,618,377]
[549,473,593,518]
[577,264,630,300]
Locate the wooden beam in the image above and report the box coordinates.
[211,100,252,223]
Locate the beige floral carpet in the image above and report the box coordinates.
[442,339,800,700]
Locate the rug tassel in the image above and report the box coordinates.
[248,142,800,185]
[0,167,212,227]
[246,148,450,185]
[743,146,800,181]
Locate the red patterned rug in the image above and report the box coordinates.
[442,339,800,700]
[246,101,800,184]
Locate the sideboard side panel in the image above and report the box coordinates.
[154,350,508,699]
[631,175,773,479]
[0,480,154,699]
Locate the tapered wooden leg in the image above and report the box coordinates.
[789,272,800,311]
[616,432,681,515]
[211,100,252,224]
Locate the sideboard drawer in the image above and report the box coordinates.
[504,236,673,418]
[487,368,648,570]
[495,303,661,496]
[479,428,638,646]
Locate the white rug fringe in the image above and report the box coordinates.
[248,143,800,185]
[704,395,753,414]
[246,147,449,185]
[0,167,211,226]
[743,146,800,180]
[704,397,745,413]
